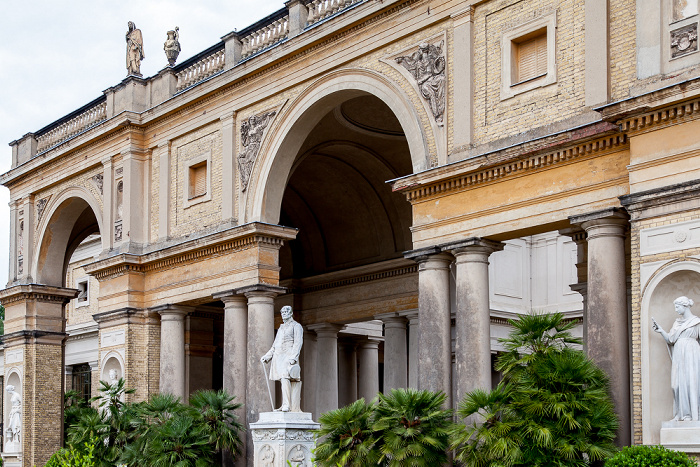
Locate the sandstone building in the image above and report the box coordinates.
[2,0,700,464]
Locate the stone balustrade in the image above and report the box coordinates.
[176,48,226,92]
[36,100,107,153]
[306,0,361,27]
[240,15,289,60]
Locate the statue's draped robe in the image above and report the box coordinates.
[668,315,700,420]
[266,320,303,381]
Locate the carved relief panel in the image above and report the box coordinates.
[238,110,277,192]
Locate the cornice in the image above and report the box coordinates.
[84,222,297,281]
[0,284,79,306]
[394,127,627,203]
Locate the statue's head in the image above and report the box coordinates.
[109,369,118,381]
[6,385,14,393]
[128,21,135,31]
[675,296,694,313]
[280,305,293,322]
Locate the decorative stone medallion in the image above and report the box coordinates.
[671,23,698,58]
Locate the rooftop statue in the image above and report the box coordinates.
[126,21,145,76]
[261,305,303,412]
[164,27,181,66]
[652,296,700,421]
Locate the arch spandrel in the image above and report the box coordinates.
[33,186,106,286]
[244,68,431,225]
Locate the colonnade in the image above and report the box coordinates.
[156,209,632,461]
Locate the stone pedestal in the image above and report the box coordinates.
[660,420,700,452]
[250,412,320,467]
[1,452,22,467]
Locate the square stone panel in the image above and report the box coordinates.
[671,23,698,58]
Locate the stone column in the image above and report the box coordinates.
[449,239,503,402]
[101,157,114,248]
[400,310,420,388]
[309,323,344,416]
[377,313,408,392]
[338,339,358,407]
[405,249,453,405]
[121,146,150,247]
[571,208,630,445]
[301,330,318,417]
[155,305,192,399]
[19,196,34,283]
[357,338,380,401]
[8,199,18,283]
[559,227,589,348]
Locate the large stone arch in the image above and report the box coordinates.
[32,186,106,286]
[640,259,700,444]
[245,68,430,224]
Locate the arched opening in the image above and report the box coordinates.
[34,194,103,288]
[272,91,417,413]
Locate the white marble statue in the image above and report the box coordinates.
[261,306,303,412]
[652,296,700,421]
[109,368,119,385]
[5,385,21,449]
[126,21,145,76]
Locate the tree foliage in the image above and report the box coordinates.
[451,312,619,467]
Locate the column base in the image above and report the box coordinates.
[2,451,22,467]
[250,412,320,466]
[660,420,700,453]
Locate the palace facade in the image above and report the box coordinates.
[2,0,700,465]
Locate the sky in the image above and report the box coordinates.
[0,0,284,286]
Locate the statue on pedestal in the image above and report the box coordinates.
[126,21,145,76]
[261,305,303,412]
[5,385,21,450]
[164,27,181,66]
[652,296,700,421]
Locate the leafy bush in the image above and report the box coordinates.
[44,439,96,467]
[314,388,452,467]
[452,312,619,467]
[61,380,243,466]
[604,445,696,466]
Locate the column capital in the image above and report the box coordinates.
[398,309,419,321]
[405,249,453,269]
[446,238,504,261]
[237,284,286,299]
[213,289,247,305]
[358,337,382,350]
[375,313,408,329]
[569,208,629,238]
[307,323,345,338]
[559,226,587,244]
[150,304,194,319]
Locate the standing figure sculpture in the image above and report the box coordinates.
[652,296,700,421]
[5,385,21,449]
[126,21,145,76]
[396,42,446,124]
[261,306,303,412]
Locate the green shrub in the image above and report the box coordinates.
[605,445,696,466]
[44,439,96,467]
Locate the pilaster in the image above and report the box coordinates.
[221,112,237,222]
[157,141,171,241]
[451,6,475,151]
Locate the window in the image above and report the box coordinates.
[189,162,207,199]
[501,13,557,100]
[183,151,212,208]
[513,29,548,84]
[71,363,92,402]
[76,277,89,306]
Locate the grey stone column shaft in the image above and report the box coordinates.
[401,311,420,388]
[309,323,344,416]
[357,339,380,401]
[379,314,408,392]
[338,340,358,407]
[302,331,318,418]
[410,252,453,405]
[156,305,192,399]
[451,240,503,401]
[217,294,248,427]
[573,209,630,445]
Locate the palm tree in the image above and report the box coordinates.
[140,414,214,467]
[189,389,244,462]
[373,388,452,467]
[452,312,619,467]
[314,398,380,467]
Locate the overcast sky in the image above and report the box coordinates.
[0,1,284,286]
